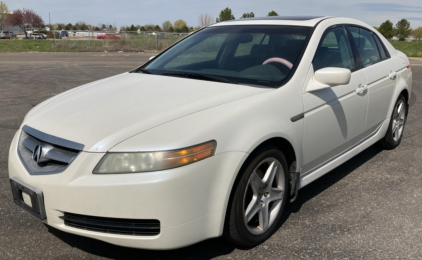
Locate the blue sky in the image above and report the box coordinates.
[6,0,422,28]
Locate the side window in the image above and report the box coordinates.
[348,27,381,67]
[373,34,389,60]
[313,27,355,71]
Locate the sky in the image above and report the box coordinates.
[6,0,422,29]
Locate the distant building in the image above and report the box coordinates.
[6,25,23,34]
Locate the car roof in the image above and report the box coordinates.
[211,16,331,27]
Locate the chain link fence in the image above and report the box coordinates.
[49,31,188,52]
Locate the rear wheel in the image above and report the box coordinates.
[379,95,407,149]
[224,146,289,247]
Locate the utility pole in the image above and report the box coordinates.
[49,13,55,46]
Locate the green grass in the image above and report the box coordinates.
[390,41,422,57]
[0,35,183,52]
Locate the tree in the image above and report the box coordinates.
[72,25,77,30]
[216,7,234,22]
[373,26,379,31]
[162,20,172,31]
[173,19,187,30]
[241,12,254,19]
[140,26,146,31]
[267,10,278,16]
[169,26,174,33]
[411,27,422,41]
[181,25,188,33]
[154,25,161,31]
[94,26,100,31]
[130,24,135,31]
[0,1,9,31]
[6,9,44,37]
[198,13,213,27]
[379,20,395,39]
[395,19,411,41]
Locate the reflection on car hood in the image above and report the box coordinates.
[24,73,271,152]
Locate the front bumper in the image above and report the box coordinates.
[8,130,248,249]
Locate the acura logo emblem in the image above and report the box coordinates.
[32,145,43,163]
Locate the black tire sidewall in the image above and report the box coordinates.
[228,147,290,246]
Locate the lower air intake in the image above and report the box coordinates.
[61,212,160,236]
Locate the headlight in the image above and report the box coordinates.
[93,140,216,174]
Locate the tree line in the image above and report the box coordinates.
[375,19,420,41]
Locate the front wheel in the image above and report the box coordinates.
[224,146,290,247]
[379,95,407,149]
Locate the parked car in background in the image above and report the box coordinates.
[97,33,120,39]
[60,31,69,39]
[0,31,10,39]
[8,16,412,250]
[31,33,47,39]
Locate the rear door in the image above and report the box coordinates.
[347,26,396,131]
[301,26,368,174]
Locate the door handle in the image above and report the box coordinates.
[356,84,368,94]
[389,71,397,80]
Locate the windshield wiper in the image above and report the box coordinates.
[161,72,236,84]
[138,68,151,74]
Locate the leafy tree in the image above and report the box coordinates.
[412,27,422,41]
[101,24,106,30]
[267,10,278,16]
[373,26,379,31]
[64,23,72,30]
[0,1,9,31]
[173,19,187,30]
[6,8,44,37]
[72,25,77,30]
[140,26,146,31]
[154,25,161,31]
[395,19,411,41]
[162,20,172,31]
[94,26,100,31]
[130,24,135,31]
[379,20,395,39]
[109,24,113,30]
[216,7,234,22]
[57,24,63,30]
[181,25,188,33]
[169,26,174,33]
[241,12,254,18]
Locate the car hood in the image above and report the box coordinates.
[24,73,271,152]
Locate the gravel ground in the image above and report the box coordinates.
[0,53,421,260]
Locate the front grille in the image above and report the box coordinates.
[17,125,83,175]
[61,212,160,236]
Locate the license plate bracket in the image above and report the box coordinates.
[10,177,46,220]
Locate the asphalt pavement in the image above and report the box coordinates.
[0,53,421,259]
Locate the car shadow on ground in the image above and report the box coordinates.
[46,145,384,260]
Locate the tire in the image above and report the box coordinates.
[379,95,407,149]
[224,146,290,247]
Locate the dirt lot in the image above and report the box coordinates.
[0,53,421,259]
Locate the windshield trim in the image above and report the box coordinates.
[132,24,319,89]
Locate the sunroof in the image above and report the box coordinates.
[231,16,324,21]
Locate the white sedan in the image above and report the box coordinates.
[9,16,412,249]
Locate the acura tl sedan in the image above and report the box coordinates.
[9,16,412,249]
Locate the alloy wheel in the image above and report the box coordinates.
[243,158,285,235]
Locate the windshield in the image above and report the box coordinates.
[141,25,312,88]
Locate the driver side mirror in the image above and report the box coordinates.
[307,67,351,92]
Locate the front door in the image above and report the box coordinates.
[302,26,368,174]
